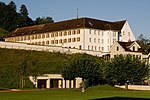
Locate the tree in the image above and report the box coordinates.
[20,4,29,17]
[137,34,150,51]
[104,54,149,87]
[8,1,16,11]
[35,17,54,25]
[62,54,104,92]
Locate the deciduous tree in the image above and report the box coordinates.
[104,54,149,86]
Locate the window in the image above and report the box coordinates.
[72,38,76,42]
[51,40,54,44]
[88,45,90,50]
[113,32,116,37]
[18,37,21,41]
[102,32,104,36]
[139,55,141,59]
[38,35,41,39]
[38,42,41,45]
[15,37,18,41]
[94,30,96,35]
[133,46,135,51]
[35,35,37,39]
[64,31,67,36]
[92,46,93,50]
[77,30,80,34]
[102,39,104,44]
[68,31,71,35]
[89,38,92,42]
[99,47,101,51]
[46,41,49,44]
[72,30,76,35]
[21,37,23,41]
[79,45,81,50]
[42,34,45,38]
[102,47,104,51]
[55,32,58,37]
[64,39,67,43]
[77,37,80,42]
[107,32,109,36]
[98,31,100,35]
[35,42,37,45]
[68,38,71,43]
[51,33,54,37]
[94,38,96,43]
[42,41,45,45]
[128,32,130,36]
[59,32,63,36]
[95,46,97,51]
[98,39,100,43]
[27,36,30,40]
[113,38,116,44]
[117,46,119,51]
[59,39,63,43]
[89,30,91,34]
[55,40,58,44]
[24,36,26,41]
[46,34,49,38]
[31,36,34,40]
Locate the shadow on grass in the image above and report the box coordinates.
[91,97,150,100]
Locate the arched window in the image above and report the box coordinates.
[117,46,119,51]
[133,46,135,51]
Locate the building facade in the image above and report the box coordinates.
[110,41,149,64]
[4,17,135,52]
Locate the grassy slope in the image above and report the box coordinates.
[0,85,150,100]
[0,48,68,74]
[0,48,70,88]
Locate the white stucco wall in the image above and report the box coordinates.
[121,21,136,42]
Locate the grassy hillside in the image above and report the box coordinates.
[0,48,70,88]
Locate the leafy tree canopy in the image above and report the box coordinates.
[62,53,105,85]
[35,17,54,25]
[137,34,150,52]
[104,54,149,85]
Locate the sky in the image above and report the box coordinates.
[1,0,150,39]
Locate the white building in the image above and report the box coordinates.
[4,17,135,52]
[4,17,146,89]
[29,74,82,89]
[110,41,149,64]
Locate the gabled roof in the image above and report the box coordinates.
[5,17,126,38]
[118,41,134,51]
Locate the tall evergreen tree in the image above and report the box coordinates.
[8,1,16,11]
[20,4,29,17]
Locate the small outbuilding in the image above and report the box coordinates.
[29,74,82,89]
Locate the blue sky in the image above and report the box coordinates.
[1,0,150,39]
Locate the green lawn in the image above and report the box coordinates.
[0,85,150,100]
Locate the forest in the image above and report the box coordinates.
[0,1,54,40]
